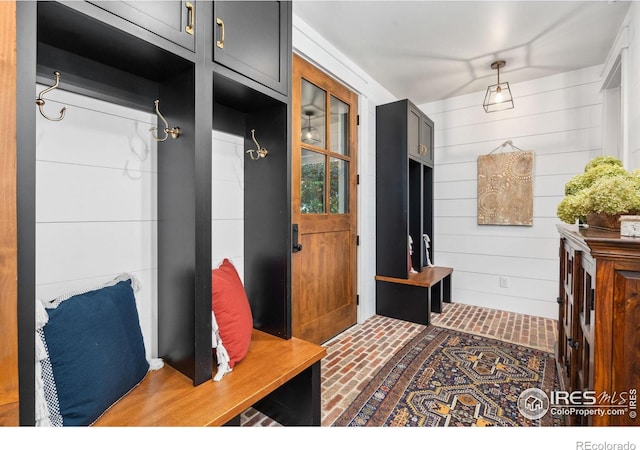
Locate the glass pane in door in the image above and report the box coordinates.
[301,79,326,148]
[329,157,348,213]
[301,149,326,213]
[330,96,349,155]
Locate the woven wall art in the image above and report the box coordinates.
[477,149,534,226]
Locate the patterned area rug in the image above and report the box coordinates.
[333,326,561,427]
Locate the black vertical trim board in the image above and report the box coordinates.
[16,1,37,426]
[423,165,434,263]
[376,100,409,278]
[157,68,199,382]
[192,1,214,384]
[409,158,422,272]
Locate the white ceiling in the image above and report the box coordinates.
[293,0,631,104]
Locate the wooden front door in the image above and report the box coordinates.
[291,54,358,344]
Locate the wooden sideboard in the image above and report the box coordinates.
[556,223,639,426]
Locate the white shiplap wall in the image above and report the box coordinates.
[35,93,248,362]
[626,3,640,169]
[211,130,245,280]
[419,65,604,319]
[35,87,159,358]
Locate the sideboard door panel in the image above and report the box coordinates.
[613,270,640,426]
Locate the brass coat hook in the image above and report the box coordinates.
[246,129,269,160]
[36,71,67,121]
[150,99,180,142]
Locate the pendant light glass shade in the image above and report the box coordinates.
[483,61,514,113]
[302,112,321,145]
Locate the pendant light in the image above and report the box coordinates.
[483,60,514,113]
[301,111,321,145]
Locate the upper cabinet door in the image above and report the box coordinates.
[214,1,290,96]
[407,105,422,161]
[408,103,434,166]
[421,115,434,167]
[88,1,196,51]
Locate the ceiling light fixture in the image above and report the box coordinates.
[302,111,321,144]
[483,60,514,113]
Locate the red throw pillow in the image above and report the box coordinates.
[211,259,253,368]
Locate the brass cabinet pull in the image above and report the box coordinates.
[216,17,225,48]
[185,2,194,35]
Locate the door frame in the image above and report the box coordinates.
[291,53,359,343]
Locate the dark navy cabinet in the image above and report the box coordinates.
[88,1,196,51]
[407,102,434,167]
[214,1,290,96]
[375,99,445,326]
[376,99,435,278]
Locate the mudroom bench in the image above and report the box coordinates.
[93,329,326,427]
[375,266,453,325]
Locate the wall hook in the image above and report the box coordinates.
[35,71,67,121]
[246,129,269,160]
[488,139,525,154]
[150,99,180,142]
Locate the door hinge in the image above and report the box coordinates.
[356,235,360,246]
[357,114,360,126]
[356,294,359,305]
[357,174,360,185]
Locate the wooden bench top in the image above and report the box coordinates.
[375,266,453,288]
[93,329,326,426]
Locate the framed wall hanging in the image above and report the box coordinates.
[477,141,534,226]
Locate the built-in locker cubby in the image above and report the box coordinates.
[375,98,435,279]
[211,1,292,341]
[213,68,292,339]
[16,0,293,426]
[17,0,212,425]
[423,164,434,264]
[375,99,448,326]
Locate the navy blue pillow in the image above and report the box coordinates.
[43,279,149,426]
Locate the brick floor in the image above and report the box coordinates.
[240,302,558,426]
